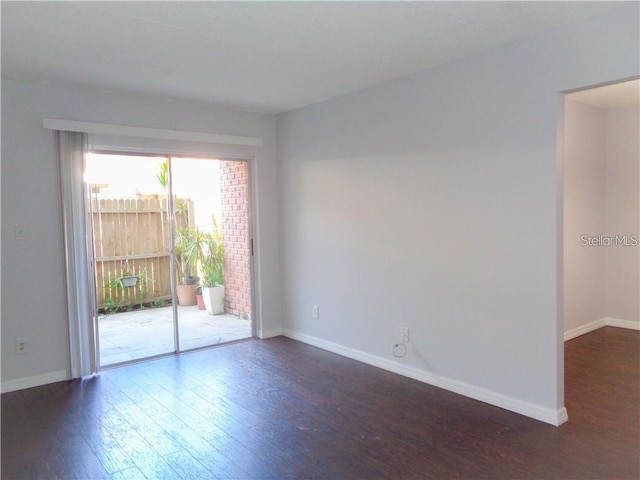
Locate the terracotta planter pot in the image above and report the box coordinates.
[176,284,197,306]
[196,293,206,310]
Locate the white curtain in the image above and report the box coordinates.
[56,130,98,378]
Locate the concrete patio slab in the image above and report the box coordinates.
[99,305,252,366]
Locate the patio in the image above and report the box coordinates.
[99,305,252,366]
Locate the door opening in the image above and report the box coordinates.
[85,153,254,366]
[561,78,639,342]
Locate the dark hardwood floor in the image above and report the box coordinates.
[2,327,638,479]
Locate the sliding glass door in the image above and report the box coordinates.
[86,153,253,367]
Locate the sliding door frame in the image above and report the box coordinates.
[87,149,256,368]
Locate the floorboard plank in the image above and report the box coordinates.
[2,327,638,479]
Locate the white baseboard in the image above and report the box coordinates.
[604,317,640,330]
[258,328,283,339]
[564,318,606,341]
[564,317,640,341]
[282,329,567,427]
[1,370,68,394]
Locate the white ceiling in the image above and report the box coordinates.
[0,1,630,114]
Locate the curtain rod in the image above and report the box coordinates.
[43,119,263,147]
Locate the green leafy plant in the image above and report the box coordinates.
[103,297,124,315]
[105,265,153,312]
[174,198,189,215]
[156,160,168,189]
[199,218,224,287]
[151,299,167,308]
[174,227,207,283]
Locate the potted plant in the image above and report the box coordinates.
[119,274,138,288]
[108,265,151,310]
[114,259,139,288]
[174,226,204,305]
[195,286,206,310]
[199,219,225,315]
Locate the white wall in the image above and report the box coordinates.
[605,106,640,324]
[564,102,639,337]
[1,80,281,387]
[563,100,607,332]
[276,5,639,424]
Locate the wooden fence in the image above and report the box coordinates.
[91,197,193,309]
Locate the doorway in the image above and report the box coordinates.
[561,78,639,341]
[85,153,253,366]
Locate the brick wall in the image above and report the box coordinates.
[220,161,251,319]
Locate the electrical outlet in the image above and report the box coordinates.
[312,305,320,319]
[401,327,410,343]
[15,338,28,355]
